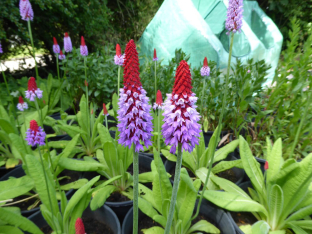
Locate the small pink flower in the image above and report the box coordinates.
[153,48,158,61]
[103,103,109,116]
[75,218,86,234]
[264,161,269,171]
[17,96,28,111]
[80,36,88,56]
[25,77,43,101]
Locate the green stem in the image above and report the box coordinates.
[200,78,206,117]
[289,91,312,158]
[133,146,139,234]
[105,115,108,129]
[56,56,63,110]
[117,66,121,99]
[84,57,90,138]
[192,32,235,220]
[164,143,182,234]
[157,108,163,212]
[27,20,39,79]
[154,61,157,102]
[38,147,56,228]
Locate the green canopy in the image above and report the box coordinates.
[139,0,283,86]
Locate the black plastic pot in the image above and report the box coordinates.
[105,155,153,223]
[0,165,21,179]
[122,199,236,234]
[0,166,77,217]
[164,152,245,186]
[26,204,121,234]
[203,130,233,148]
[139,152,166,163]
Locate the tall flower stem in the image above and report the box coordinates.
[38,147,57,231]
[56,56,63,110]
[154,61,157,101]
[193,32,235,220]
[117,66,121,98]
[157,108,164,210]
[164,143,182,234]
[200,77,206,116]
[289,90,312,158]
[1,66,15,111]
[27,20,39,79]
[105,115,108,129]
[84,57,90,137]
[63,60,76,115]
[133,146,139,234]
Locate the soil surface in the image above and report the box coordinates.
[41,217,114,234]
[58,169,80,186]
[216,169,238,184]
[230,211,258,227]
[169,166,196,180]
[11,193,40,212]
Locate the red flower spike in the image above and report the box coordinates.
[103,103,108,115]
[264,161,269,171]
[53,37,58,45]
[116,44,121,56]
[153,49,157,59]
[28,77,38,92]
[156,90,163,105]
[172,60,193,98]
[81,36,85,46]
[123,39,142,89]
[65,32,69,37]
[29,120,39,132]
[19,96,24,104]
[75,218,85,234]
[203,57,208,67]
[84,80,88,87]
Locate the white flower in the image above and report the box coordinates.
[10,91,19,97]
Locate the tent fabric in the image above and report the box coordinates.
[139,0,283,85]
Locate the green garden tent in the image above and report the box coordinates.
[139,0,283,86]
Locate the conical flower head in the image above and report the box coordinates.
[225,0,243,34]
[19,0,34,21]
[117,39,153,152]
[153,90,163,110]
[162,60,201,154]
[25,120,46,146]
[53,37,60,54]
[64,32,72,53]
[114,44,124,66]
[25,77,43,101]
[75,218,85,234]
[80,36,88,56]
[103,103,109,116]
[59,50,65,60]
[17,96,28,111]
[200,57,210,77]
[153,48,158,61]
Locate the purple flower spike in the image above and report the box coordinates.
[80,36,88,56]
[19,0,34,21]
[114,44,124,66]
[26,120,46,146]
[117,40,153,152]
[153,48,158,61]
[200,57,210,77]
[0,42,3,54]
[162,60,201,154]
[59,50,65,60]
[64,32,72,53]
[225,0,243,34]
[17,96,28,111]
[53,37,60,54]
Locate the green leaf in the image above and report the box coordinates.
[289,220,312,230]
[57,125,86,139]
[187,220,220,234]
[0,119,16,134]
[58,158,105,171]
[267,139,282,184]
[286,204,312,223]
[63,176,100,229]
[139,197,160,222]
[203,190,268,217]
[210,176,250,198]
[90,185,116,210]
[214,139,239,163]
[268,185,283,229]
[0,176,34,200]
[160,149,177,162]
[251,221,270,234]
[25,154,59,216]
[0,225,24,234]
[142,226,164,234]
[77,95,88,134]
[60,179,88,190]
[102,142,118,176]
[195,168,218,191]
[212,159,242,174]
[0,207,43,234]
[239,136,265,197]
[97,123,112,145]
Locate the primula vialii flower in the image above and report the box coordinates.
[200,57,210,77]
[162,60,201,154]
[114,44,124,66]
[75,218,86,234]
[80,36,88,56]
[117,39,153,152]
[153,90,163,110]
[225,0,243,34]
[64,32,72,53]
[153,48,158,61]
[53,37,60,54]
[25,77,43,101]
[0,42,3,53]
[17,96,28,111]
[103,103,109,116]
[26,120,46,146]
[59,50,65,60]
[264,161,269,171]
[19,0,34,21]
